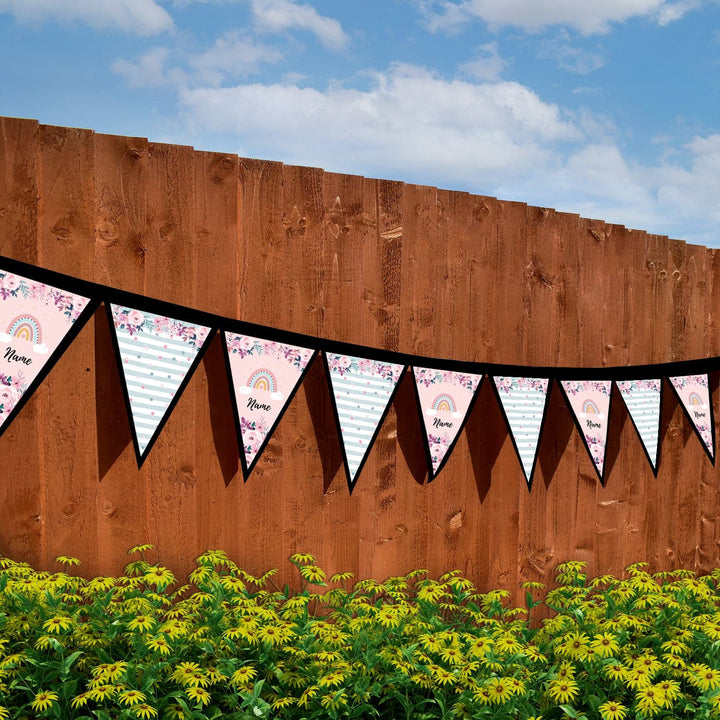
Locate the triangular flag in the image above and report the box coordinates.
[616,379,662,473]
[0,266,94,433]
[668,374,715,461]
[224,332,316,478]
[560,380,612,482]
[492,376,550,488]
[109,303,213,465]
[413,366,483,479]
[325,353,405,491]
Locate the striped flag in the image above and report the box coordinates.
[325,353,405,490]
[110,304,212,464]
[492,376,550,488]
[616,379,662,472]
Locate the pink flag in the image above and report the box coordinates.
[0,267,91,433]
[225,333,315,477]
[560,380,612,482]
[413,366,483,478]
[669,374,714,461]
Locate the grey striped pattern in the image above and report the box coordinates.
[617,380,661,468]
[329,363,402,483]
[493,377,549,484]
[115,323,201,455]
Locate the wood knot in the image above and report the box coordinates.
[95,219,119,245]
[51,221,73,246]
[448,511,463,531]
[211,155,236,182]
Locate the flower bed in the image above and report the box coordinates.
[2,548,720,718]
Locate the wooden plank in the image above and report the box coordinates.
[142,140,199,575]
[0,117,41,566]
[93,131,149,574]
[37,124,99,571]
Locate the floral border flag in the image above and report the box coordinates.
[109,304,213,464]
[0,267,92,434]
[413,366,483,479]
[224,332,316,478]
[668,374,715,461]
[560,380,612,482]
[616,379,662,473]
[325,353,405,491]
[492,376,550,488]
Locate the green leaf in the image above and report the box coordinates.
[560,705,578,718]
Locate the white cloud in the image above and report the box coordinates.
[250,0,349,50]
[190,32,284,84]
[113,33,282,88]
[459,42,507,80]
[420,0,700,35]
[0,0,174,35]
[538,33,606,74]
[178,63,582,185]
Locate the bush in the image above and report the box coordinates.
[2,549,720,719]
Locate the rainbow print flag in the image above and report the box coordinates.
[224,332,316,478]
[413,366,483,479]
[669,374,714,461]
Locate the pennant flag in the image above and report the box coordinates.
[668,374,715,461]
[616,379,662,472]
[492,376,550,488]
[109,304,213,464]
[325,353,405,490]
[413,366,483,479]
[560,380,612,482]
[224,332,316,477]
[0,267,92,433]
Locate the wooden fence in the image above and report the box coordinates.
[1,115,719,594]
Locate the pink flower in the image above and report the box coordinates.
[127,310,145,327]
[239,336,255,351]
[1,274,20,291]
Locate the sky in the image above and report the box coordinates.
[1,0,719,246]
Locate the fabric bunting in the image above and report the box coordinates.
[616,379,662,472]
[492,376,550,488]
[413,366,483,479]
[109,304,213,464]
[560,380,612,482]
[325,353,405,491]
[669,374,715,461]
[0,267,93,433]
[224,332,315,478]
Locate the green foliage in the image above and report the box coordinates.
[3,551,720,718]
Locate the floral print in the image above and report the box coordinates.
[413,366,481,390]
[226,334,314,368]
[0,371,28,418]
[111,306,210,350]
[240,415,270,460]
[327,353,404,383]
[494,376,549,394]
[0,271,87,322]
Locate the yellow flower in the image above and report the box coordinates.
[128,615,156,633]
[376,607,401,628]
[289,552,316,564]
[132,703,158,719]
[88,684,117,701]
[655,679,681,705]
[230,666,257,687]
[661,639,689,655]
[690,666,720,692]
[270,696,296,710]
[186,686,211,706]
[635,686,663,716]
[30,691,59,712]
[257,623,290,645]
[299,565,327,584]
[128,543,154,554]
[440,646,463,665]
[0,706,9,720]
[42,615,73,634]
[143,566,175,589]
[592,632,620,657]
[119,690,147,706]
[547,678,580,704]
[494,633,523,655]
[320,690,347,711]
[165,704,188,720]
[432,668,457,686]
[145,635,172,656]
[487,678,513,704]
[598,700,627,720]
[556,631,590,660]
[319,669,348,688]
[54,555,81,566]
[473,686,493,705]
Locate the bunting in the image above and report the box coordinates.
[109,304,213,464]
[492,376,550,488]
[669,374,715,462]
[616,379,662,473]
[560,380,612,483]
[0,267,94,434]
[0,254,719,490]
[224,332,315,478]
[325,353,405,491]
[413,366,482,479]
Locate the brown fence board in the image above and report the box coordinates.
[2,116,720,593]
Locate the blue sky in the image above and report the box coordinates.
[1,0,719,246]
